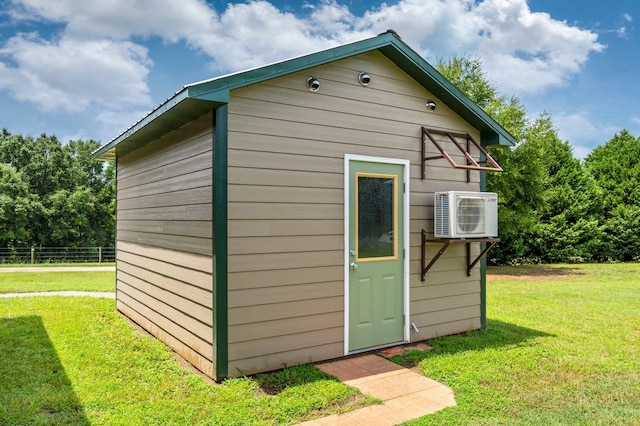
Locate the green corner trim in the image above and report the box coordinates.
[213,105,229,380]
[480,170,487,329]
[480,254,487,329]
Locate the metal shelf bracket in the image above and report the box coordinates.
[421,229,500,281]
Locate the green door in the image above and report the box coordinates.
[348,160,405,352]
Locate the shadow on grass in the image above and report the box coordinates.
[0,316,89,425]
[391,319,554,367]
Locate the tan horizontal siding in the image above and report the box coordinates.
[117,119,212,253]
[229,167,342,189]
[411,281,480,301]
[228,312,342,344]
[228,148,341,174]
[412,305,480,330]
[228,235,341,256]
[231,122,419,158]
[117,204,212,222]
[117,300,213,377]
[118,281,212,345]
[232,80,469,137]
[118,168,211,201]
[118,241,212,274]
[116,114,213,378]
[411,293,480,315]
[228,219,342,238]
[119,150,212,191]
[228,296,343,326]
[116,290,211,360]
[117,247,212,291]
[229,326,342,360]
[229,342,344,377]
[224,51,486,375]
[118,230,211,256]
[409,318,481,342]
[227,185,340,205]
[229,280,342,308]
[228,202,342,220]
[115,244,213,376]
[117,186,211,210]
[118,219,213,239]
[229,312,343,375]
[118,260,212,309]
[228,266,343,290]
[117,114,212,180]
[228,251,342,274]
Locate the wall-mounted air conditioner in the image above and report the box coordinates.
[434,191,498,238]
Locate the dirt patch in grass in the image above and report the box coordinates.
[379,343,434,369]
[488,265,585,280]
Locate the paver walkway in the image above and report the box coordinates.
[298,354,456,425]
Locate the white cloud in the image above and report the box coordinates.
[190,1,376,71]
[198,0,605,95]
[193,1,338,71]
[553,112,621,159]
[0,33,153,111]
[617,13,633,38]
[95,108,153,140]
[463,0,604,94]
[1,0,605,113]
[6,0,217,40]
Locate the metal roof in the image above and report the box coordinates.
[92,30,516,161]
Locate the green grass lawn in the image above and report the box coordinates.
[397,263,640,425]
[0,296,376,425]
[0,271,115,293]
[0,264,638,425]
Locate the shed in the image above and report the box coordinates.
[93,31,515,381]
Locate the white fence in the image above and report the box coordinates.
[0,247,115,264]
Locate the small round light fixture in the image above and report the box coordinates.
[307,76,320,92]
[426,100,437,111]
[358,71,371,87]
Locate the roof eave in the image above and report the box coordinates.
[92,91,225,161]
[92,30,515,161]
[93,89,189,160]
[377,43,516,147]
[185,33,397,102]
[186,31,515,147]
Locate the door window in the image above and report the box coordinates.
[356,173,397,261]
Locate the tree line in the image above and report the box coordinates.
[437,57,640,264]
[0,130,114,249]
[1,58,638,263]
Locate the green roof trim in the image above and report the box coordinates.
[92,30,515,161]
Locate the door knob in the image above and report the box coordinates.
[350,262,358,270]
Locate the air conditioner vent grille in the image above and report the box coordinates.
[434,192,450,237]
[457,197,485,234]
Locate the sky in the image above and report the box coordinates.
[0,0,637,159]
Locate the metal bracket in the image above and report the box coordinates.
[421,229,500,281]
[421,127,503,182]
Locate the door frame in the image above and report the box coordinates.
[343,154,411,355]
